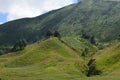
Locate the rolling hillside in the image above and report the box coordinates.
[0,0,120,46]
[0,38,120,80]
[0,38,87,80]
[0,0,120,79]
[94,42,120,73]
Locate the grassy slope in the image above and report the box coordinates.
[0,38,120,80]
[87,42,120,80]
[0,38,87,80]
[61,36,97,56]
[94,42,120,72]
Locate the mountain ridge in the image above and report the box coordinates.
[0,0,120,46]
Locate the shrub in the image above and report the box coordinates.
[82,48,89,57]
[54,31,61,38]
[46,30,53,38]
[0,50,4,55]
[87,59,102,77]
[87,63,102,77]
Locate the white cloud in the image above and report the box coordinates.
[0,0,75,21]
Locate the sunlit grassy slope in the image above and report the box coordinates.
[0,38,87,80]
[61,37,97,56]
[88,42,120,80]
[94,42,120,73]
[0,38,120,80]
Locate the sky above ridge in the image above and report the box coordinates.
[0,0,78,24]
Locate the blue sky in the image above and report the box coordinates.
[0,0,78,24]
[0,13,8,23]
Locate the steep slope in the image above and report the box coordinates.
[93,42,120,73]
[61,36,97,56]
[0,0,120,45]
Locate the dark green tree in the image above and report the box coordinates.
[82,48,89,66]
[118,35,120,40]
[87,59,102,77]
[82,48,89,57]
[12,39,27,52]
[12,41,19,51]
[54,31,61,38]
[0,50,4,55]
[82,33,90,40]
[46,30,53,38]
[19,39,27,50]
[21,39,27,48]
[90,36,96,45]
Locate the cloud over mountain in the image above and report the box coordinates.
[0,0,75,21]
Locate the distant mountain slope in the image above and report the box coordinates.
[0,0,120,45]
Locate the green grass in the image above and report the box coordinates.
[93,42,120,73]
[0,38,87,80]
[0,38,120,80]
[61,36,97,57]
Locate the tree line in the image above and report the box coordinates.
[82,32,96,45]
[12,39,27,52]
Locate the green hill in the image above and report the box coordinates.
[0,38,88,80]
[0,0,120,79]
[0,38,120,80]
[93,42,120,73]
[0,0,120,46]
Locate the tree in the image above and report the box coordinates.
[82,33,90,40]
[90,36,96,45]
[82,48,89,56]
[12,41,19,51]
[12,39,27,52]
[0,50,4,55]
[46,30,53,38]
[21,39,27,48]
[81,32,96,45]
[54,31,61,38]
[118,34,120,40]
[87,59,102,77]
[19,39,27,50]
[82,48,89,59]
